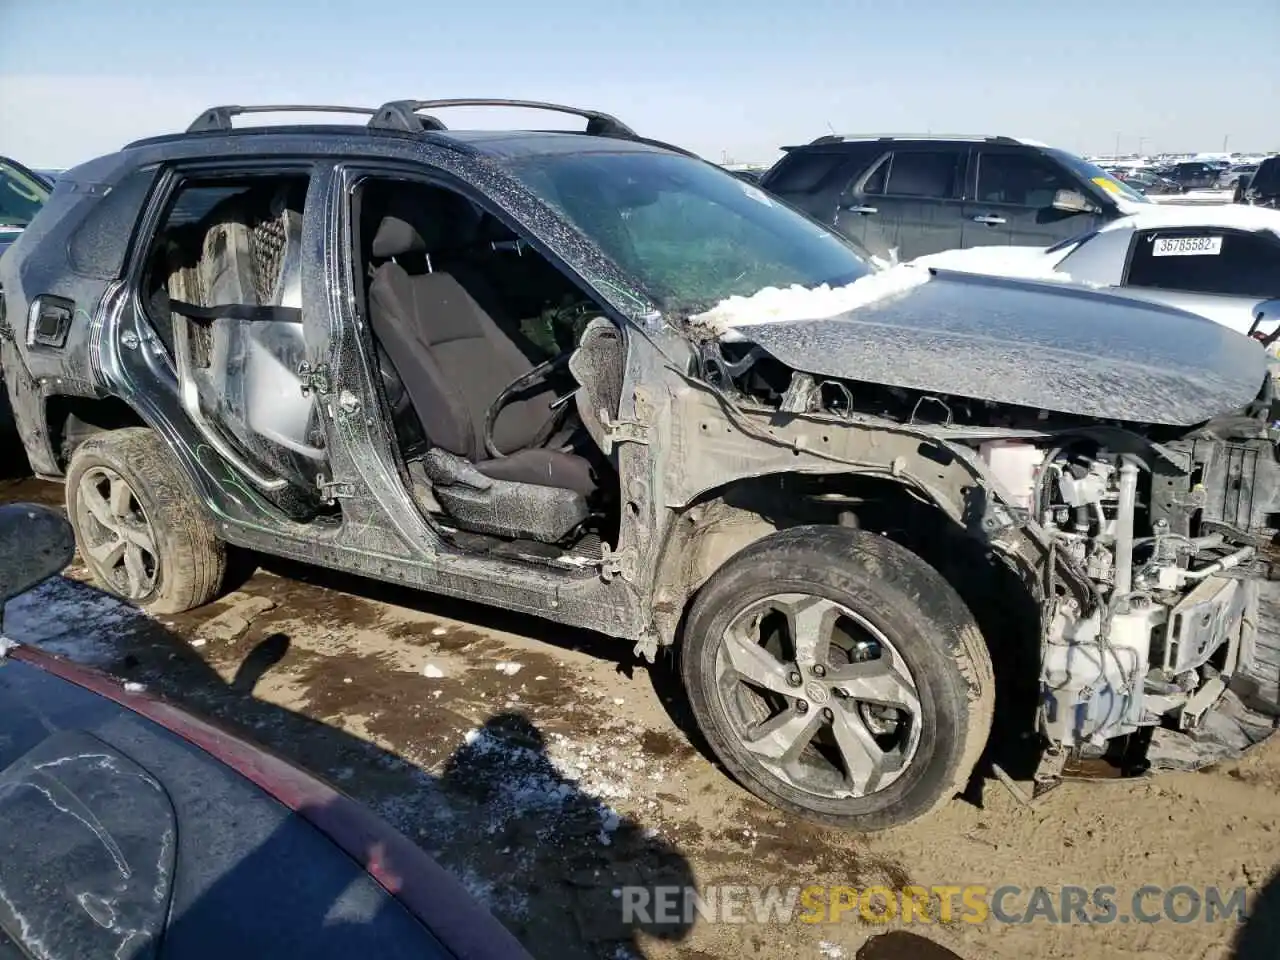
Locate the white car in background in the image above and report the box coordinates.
[913,204,1280,342]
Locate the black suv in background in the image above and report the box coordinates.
[1159,160,1221,191]
[759,134,1149,261]
[1241,156,1280,209]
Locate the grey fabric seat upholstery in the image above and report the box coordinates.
[366,214,596,499]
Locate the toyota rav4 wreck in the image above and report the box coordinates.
[2,100,1278,830]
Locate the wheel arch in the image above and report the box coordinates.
[654,470,1046,794]
[65,425,228,613]
[651,471,1043,704]
[652,471,955,643]
[678,522,996,829]
[45,393,148,472]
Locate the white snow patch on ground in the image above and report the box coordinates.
[494,661,523,676]
[2,576,144,666]
[452,864,531,918]
[548,729,667,805]
[693,264,931,333]
[422,663,446,678]
[598,809,621,846]
[453,724,670,842]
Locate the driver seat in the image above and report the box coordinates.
[367,213,597,541]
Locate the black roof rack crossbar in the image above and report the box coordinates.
[186,105,380,133]
[368,99,637,138]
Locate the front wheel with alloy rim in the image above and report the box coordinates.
[66,428,227,614]
[681,525,994,831]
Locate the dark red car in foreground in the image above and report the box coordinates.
[0,503,531,960]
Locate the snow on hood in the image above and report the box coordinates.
[692,264,932,336]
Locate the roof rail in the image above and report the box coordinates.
[180,99,692,157]
[806,133,1022,145]
[368,99,637,138]
[186,104,380,133]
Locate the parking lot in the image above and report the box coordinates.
[4,0,1280,953]
[3,464,1276,960]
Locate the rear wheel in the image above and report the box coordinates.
[66,428,226,614]
[681,525,993,831]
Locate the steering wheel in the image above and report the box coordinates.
[483,350,575,459]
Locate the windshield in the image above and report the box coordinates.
[0,159,51,229]
[1043,148,1150,205]
[503,150,871,313]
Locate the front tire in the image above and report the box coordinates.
[66,427,226,614]
[681,525,993,831]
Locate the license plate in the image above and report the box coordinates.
[1152,235,1223,257]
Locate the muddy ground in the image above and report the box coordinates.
[2,470,1278,960]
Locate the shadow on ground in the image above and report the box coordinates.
[256,554,641,671]
[253,553,727,775]
[856,931,965,959]
[2,575,697,960]
[1233,865,1280,960]
[0,437,37,485]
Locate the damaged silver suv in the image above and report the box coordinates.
[3,100,1278,830]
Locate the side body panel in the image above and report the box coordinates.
[53,133,679,643]
[2,161,160,472]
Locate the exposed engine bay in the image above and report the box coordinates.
[1029,434,1268,762]
[699,337,1280,779]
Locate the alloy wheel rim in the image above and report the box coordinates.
[75,466,159,600]
[713,593,922,800]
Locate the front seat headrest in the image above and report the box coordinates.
[372,216,427,258]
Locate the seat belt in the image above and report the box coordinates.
[168,299,303,324]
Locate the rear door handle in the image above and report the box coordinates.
[839,204,878,215]
[971,214,1007,225]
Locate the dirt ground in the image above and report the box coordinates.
[2,472,1277,960]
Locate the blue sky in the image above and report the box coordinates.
[2,0,1277,167]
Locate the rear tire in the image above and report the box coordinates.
[66,428,226,614]
[681,525,993,831]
